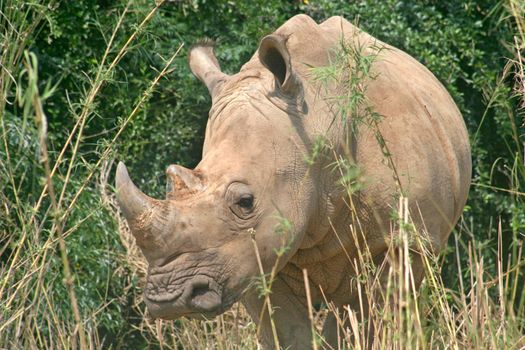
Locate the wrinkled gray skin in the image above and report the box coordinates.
[116,15,471,349]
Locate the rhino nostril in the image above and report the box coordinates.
[191,284,210,299]
[189,279,221,312]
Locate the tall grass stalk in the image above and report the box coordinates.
[0,1,179,348]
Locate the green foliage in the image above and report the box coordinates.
[1,0,524,348]
[333,156,364,195]
[304,135,329,166]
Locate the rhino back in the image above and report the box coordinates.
[256,15,470,251]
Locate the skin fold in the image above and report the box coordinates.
[115,14,471,349]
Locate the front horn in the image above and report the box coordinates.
[116,162,171,260]
[115,162,156,226]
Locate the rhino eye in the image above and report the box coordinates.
[238,195,254,209]
[227,182,256,219]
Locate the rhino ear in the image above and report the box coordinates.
[189,39,229,98]
[259,34,299,94]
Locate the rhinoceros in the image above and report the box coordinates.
[116,14,471,349]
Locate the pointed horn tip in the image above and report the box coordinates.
[166,164,177,176]
[116,161,129,182]
[115,162,155,224]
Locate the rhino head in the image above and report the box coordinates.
[116,35,319,319]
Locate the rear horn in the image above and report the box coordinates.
[166,164,204,199]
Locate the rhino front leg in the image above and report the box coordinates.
[242,275,312,350]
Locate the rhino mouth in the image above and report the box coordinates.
[144,274,237,319]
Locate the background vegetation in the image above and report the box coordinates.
[1,0,524,348]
